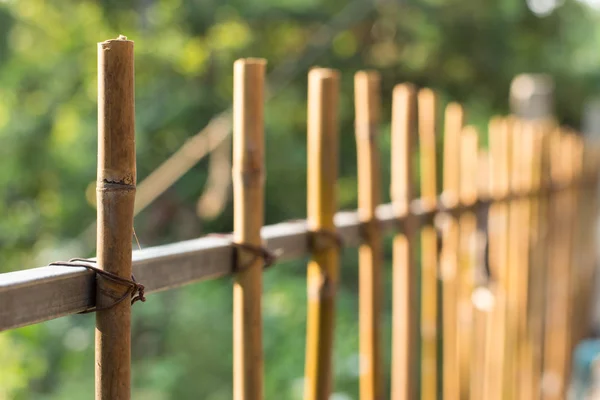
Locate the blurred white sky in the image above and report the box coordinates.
[528,0,600,16]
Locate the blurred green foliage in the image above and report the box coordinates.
[1,0,600,398]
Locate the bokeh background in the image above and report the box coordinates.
[1,0,600,398]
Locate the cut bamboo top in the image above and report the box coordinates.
[307,67,340,229]
[354,70,381,221]
[442,102,464,207]
[488,117,511,198]
[97,35,136,186]
[459,126,479,206]
[391,83,416,216]
[418,88,438,209]
[354,71,381,126]
[232,59,267,179]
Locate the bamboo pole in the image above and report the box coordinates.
[485,117,512,400]
[440,103,464,400]
[458,126,478,399]
[232,58,267,400]
[505,118,524,400]
[515,121,537,400]
[568,136,585,347]
[96,35,136,400]
[563,133,581,387]
[304,67,340,400]
[355,71,383,400]
[472,149,494,399]
[526,122,549,400]
[577,119,600,344]
[510,121,525,400]
[390,83,418,400]
[542,128,572,400]
[417,88,439,400]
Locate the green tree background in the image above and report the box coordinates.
[1,0,599,398]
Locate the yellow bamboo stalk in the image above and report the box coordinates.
[457,126,478,399]
[542,128,572,400]
[485,117,512,400]
[304,67,340,400]
[390,84,419,400]
[563,132,581,386]
[96,35,136,400]
[526,122,549,400]
[567,135,585,347]
[515,121,537,400]
[355,71,384,400]
[440,102,464,400]
[472,149,494,399]
[577,142,600,344]
[417,88,439,400]
[232,58,267,400]
[505,118,525,400]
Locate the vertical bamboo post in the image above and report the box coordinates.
[515,121,537,400]
[458,126,479,399]
[232,58,267,400]
[96,35,136,400]
[510,75,554,400]
[509,121,525,400]
[580,103,600,342]
[440,103,464,400]
[525,122,549,400]
[486,117,512,400]
[505,119,523,400]
[355,71,383,400]
[390,84,418,400]
[567,136,584,347]
[304,67,340,400]
[473,149,494,399]
[542,128,571,400]
[417,88,439,400]
[564,133,581,386]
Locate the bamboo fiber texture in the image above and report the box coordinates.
[304,67,340,400]
[232,58,267,400]
[440,102,464,400]
[417,88,439,400]
[355,71,383,400]
[390,84,419,400]
[96,35,136,400]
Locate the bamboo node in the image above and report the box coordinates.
[49,258,145,313]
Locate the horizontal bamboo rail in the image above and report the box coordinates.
[0,186,591,334]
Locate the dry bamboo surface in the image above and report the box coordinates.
[471,149,494,399]
[390,84,419,400]
[96,35,136,400]
[355,71,384,400]
[542,129,576,400]
[514,121,537,400]
[572,138,599,345]
[525,122,549,400]
[440,102,464,400]
[568,136,586,347]
[232,58,267,400]
[417,88,439,400]
[505,119,527,400]
[304,67,340,400]
[457,126,478,399]
[563,133,582,389]
[485,117,512,400]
